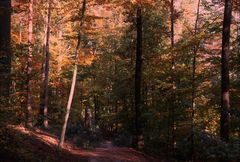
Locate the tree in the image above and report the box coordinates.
[26,0,34,127]
[134,0,143,150]
[170,0,176,156]
[190,0,201,159]
[59,0,87,148]
[220,0,232,142]
[40,0,52,128]
[0,0,11,99]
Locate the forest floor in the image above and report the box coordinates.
[0,125,163,162]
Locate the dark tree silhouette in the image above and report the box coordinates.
[134,0,143,150]
[0,0,11,98]
[220,0,232,142]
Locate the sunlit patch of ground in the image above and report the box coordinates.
[13,125,59,145]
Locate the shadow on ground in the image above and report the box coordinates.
[0,125,162,162]
[0,125,87,162]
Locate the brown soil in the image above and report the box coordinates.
[0,125,163,162]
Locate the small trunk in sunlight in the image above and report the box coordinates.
[59,64,78,148]
[59,0,87,148]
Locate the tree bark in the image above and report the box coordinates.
[59,0,87,148]
[40,0,52,128]
[134,1,143,150]
[220,0,232,142]
[170,0,176,156]
[19,18,22,44]
[94,95,98,126]
[237,10,240,58]
[0,0,11,99]
[190,0,201,159]
[26,0,34,127]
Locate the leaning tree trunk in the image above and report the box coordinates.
[26,0,34,127]
[40,0,51,128]
[220,0,232,143]
[59,0,87,148]
[0,0,11,99]
[134,0,143,150]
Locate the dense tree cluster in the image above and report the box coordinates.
[1,0,240,161]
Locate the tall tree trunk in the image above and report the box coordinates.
[94,95,98,126]
[190,0,201,159]
[0,0,11,99]
[40,0,52,128]
[170,0,176,156]
[59,0,87,148]
[19,18,22,44]
[134,1,143,150]
[26,0,34,127]
[115,100,118,133]
[237,10,240,59]
[85,99,92,129]
[92,63,98,127]
[57,28,64,111]
[220,0,232,142]
[236,7,240,124]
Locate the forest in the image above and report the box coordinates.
[0,0,240,161]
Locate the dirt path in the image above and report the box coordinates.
[7,125,162,162]
[87,141,161,162]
